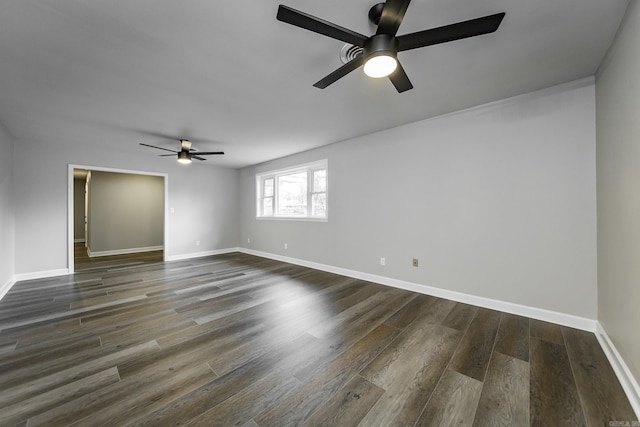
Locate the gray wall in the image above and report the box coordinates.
[0,121,15,288]
[87,171,164,254]
[596,0,640,389]
[73,177,85,241]
[13,138,239,274]
[240,79,597,319]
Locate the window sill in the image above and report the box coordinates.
[256,217,328,222]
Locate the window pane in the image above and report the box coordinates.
[312,193,326,217]
[278,172,307,216]
[263,197,273,216]
[264,178,274,197]
[313,169,326,192]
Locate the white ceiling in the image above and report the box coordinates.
[0,0,630,168]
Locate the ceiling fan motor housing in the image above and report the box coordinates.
[364,34,398,60]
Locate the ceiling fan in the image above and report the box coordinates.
[140,139,224,164]
[276,0,505,92]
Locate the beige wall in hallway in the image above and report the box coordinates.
[87,171,164,254]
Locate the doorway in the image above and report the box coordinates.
[67,164,169,273]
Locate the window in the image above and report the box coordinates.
[256,160,328,220]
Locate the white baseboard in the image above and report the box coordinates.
[165,247,241,262]
[14,269,70,282]
[239,248,597,332]
[595,323,640,419]
[74,238,85,243]
[0,275,17,301]
[88,245,164,258]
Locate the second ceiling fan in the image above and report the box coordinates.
[277,0,505,93]
[140,139,224,164]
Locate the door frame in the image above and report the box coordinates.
[67,164,169,274]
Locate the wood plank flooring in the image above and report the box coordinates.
[0,249,636,426]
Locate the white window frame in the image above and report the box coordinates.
[256,159,328,221]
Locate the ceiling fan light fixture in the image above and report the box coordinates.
[277,3,505,92]
[363,34,398,78]
[364,54,397,78]
[177,151,192,164]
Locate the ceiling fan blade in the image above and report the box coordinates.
[277,5,368,47]
[313,55,365,89]
[388,61,413,92]
[376,0,411,36]
[192,151,224,155]
[397,12,505,52]
[158,154,175,157]
[192,155,207,161]
[139,143,178,153]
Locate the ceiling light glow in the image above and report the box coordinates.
[364,55,397,78]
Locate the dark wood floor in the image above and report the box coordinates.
[0,248,636,426]
[73,242,164,273]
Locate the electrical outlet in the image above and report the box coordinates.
[247,238,251,244]
[196,240,200,246]
[412,258,419,267]
[284,243,288,249]
[380,257,386,266]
